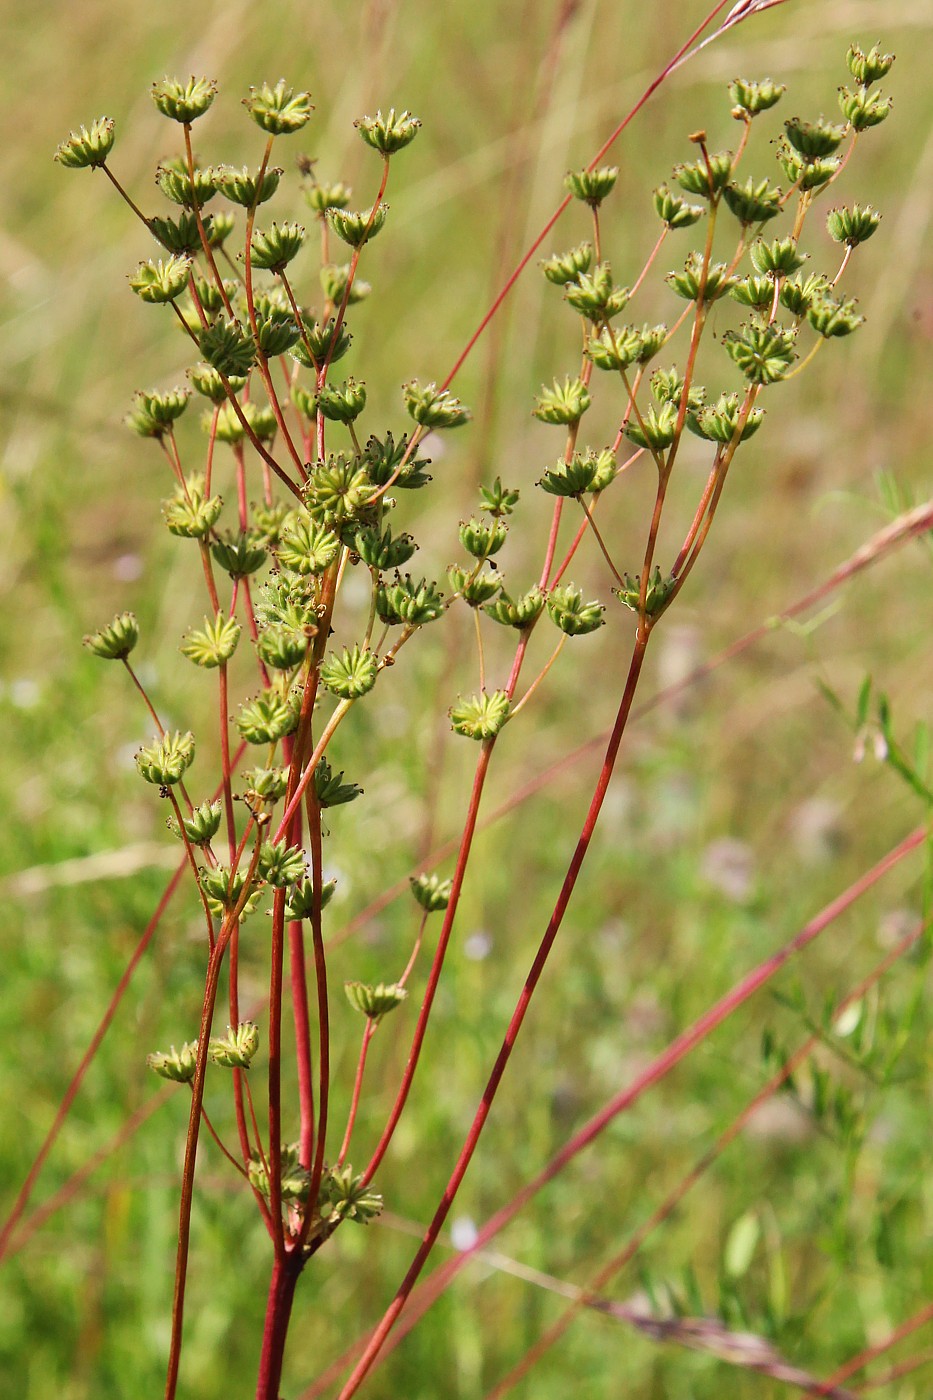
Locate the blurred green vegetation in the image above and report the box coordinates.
[3,1,933,1396]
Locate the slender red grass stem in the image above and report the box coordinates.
[122,659,165,736]
[440,0,738,392]
[3,1088,172,1258]
[856,1346,933,1391]
[267,887,289,1260]
[484,921,925,1398]
[817,1296,933,1393]
[0,866,185,1262]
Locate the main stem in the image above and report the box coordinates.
[256,1250,305,1400]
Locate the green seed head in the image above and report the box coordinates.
[449,690,511,740]
[151,76,217,124]
[728,78,785,117]
[403,381,471,430]
[135,731,196,786]
[409,872,453,911]
[532,377,591,427]
[320,645,378,699]
[564,165,618,207]
[355,108,422,155]
[129,255,192,304]
[243,80,314,135]
[376,574,445,627]
[84,612,139,660]
[546,584,605,637]
[147,1042,198,1083]
[209,1022,261,1069]
[328,203,389,248]
[54,116,115,169]
[345,981,408,1021]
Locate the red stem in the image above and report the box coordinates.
[818,1291,933,1393]
[255,1251,304,1400]
[338,1022,376,1167]
[304,786,331,1221]
[267,887,289,1260]
[165,909,244,1400]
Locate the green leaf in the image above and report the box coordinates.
[724,1211,760,1279]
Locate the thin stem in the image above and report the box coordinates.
[591,205,602,263]
[204,405,219,494]
[198,540,221,614]
[198,1102,248,1178]
[164,842,263,1400]
[832,243,854,286]
[671,449,724,576]
[304,784,331,1222]
[508,635,567,720]
[183,124,235,320]
[398,914,429,989]
[473,607,487,693]
[575,495,625,587]
[121,659,165,736]
[631,226,669,299]
[161,431,189,491]
[272,699,353,845]
[244,1074,268,1176]
[279,267,317,369]
[218,664,238,863]
[322,158,390,381]
[337,1021,376,1167]
[266,884,289,1260]
[242,138,306,478]
[785,335,825,380]
[538,499,564,591]
[287,903,316,1169]
[227,927,254,1172]
[166,789,216,944]
[100,162,150,226]
[359,742,496,1188]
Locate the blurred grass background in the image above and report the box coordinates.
[3,0,933,1396]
